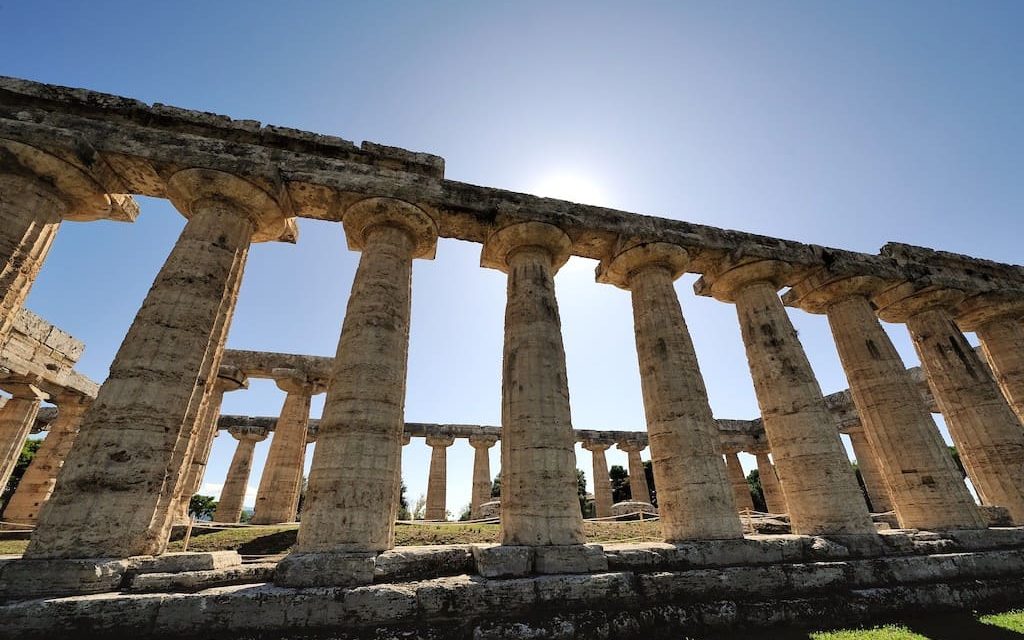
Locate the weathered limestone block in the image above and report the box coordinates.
[471,543,608,578]
[23,169,291,563]
[875,284,1024,523]
[481,221,585,549]
[754,451,786,514]
[212,425,268,523]
[478,499,501,519]
[702,259,874,535]
[468,434,497,519]
[599,243,741,540]
[2,393,90,524]
[279,198,437,587]
[958,296,1024,424]
[424,434,454,521]
[617,439,652,506]
[173,366,247,523]
[582,441,613,518]
[0,382,45,496]
[131,551,241,575]
[786,273,984,531]
[126,562,276,593]
[611,500,659,517]
[252,371,316,524]
[724,451,755,512]
[374,545,475,581]
[0,556,138,600]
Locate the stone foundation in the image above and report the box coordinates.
[4,531,1024,638]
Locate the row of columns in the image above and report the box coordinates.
[4,156,1023,592]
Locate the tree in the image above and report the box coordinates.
[188,494,218,520]
[295,476,308,519]
[397,480,411,520]
[643,460,658,507]
[576,468,592,516]
[491,473,501,498]
[457,503,472,521]
[949,446,967,478]
[609,465,629,503]
[746,468,767,512]
[0,439,41,509]
[411,493,427,520]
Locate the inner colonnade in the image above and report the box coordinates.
[2,76,1024,598]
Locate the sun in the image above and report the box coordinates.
[530,170,610,207]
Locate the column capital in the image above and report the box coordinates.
[0,138,138,222]
[616,439,646,454]
[425,434,455,449]
[214,365,249,393]
[271,368,319,395]
[342,197,438,259]
[1,381,48,401]
[166,168,295,244]
[468,434,498,449]
[581,440,611,453]
[401,433,411,446]
[784,271,887,314]
[697,258,794,303]
[956,294,1024,332]
[597,242,690,290]
[480,221,571,274]
[228,425,268,442]
[872,283,965,323]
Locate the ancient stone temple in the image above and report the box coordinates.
[2,76,1024,640]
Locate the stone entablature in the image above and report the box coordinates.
[1,308,97,399]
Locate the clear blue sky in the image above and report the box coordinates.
[4,1,1021,514]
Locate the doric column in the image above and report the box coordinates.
[424,434,454,521]
[3,393,90,525]
[278,198,437,587]
[481,221,586,548]
[252,371,317,525]
[875,284,1024,523]
[0,382,47,495]
[754,451,786,514]
[25,169,292,560]
[212,426,268,523]
[173,366,248,522]
[598,243,741,539]
[847,429,893,513]
[582,441,613,518]
[700,259,874,535]
[958,296,1024,424]
[0,140,137,344]
[469,434,498,519]
[617,439,652,506]
[724,451,754,512]
[785,274,983,530]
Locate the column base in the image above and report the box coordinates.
[0,556,144,600]
[274,551,377,588]
[472,544,608,578]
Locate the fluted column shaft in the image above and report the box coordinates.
[0,174,63,344]
[815,293,983,529]
[212,428,267,523]
[620,445,651,504]
[27,184,266,559]
[0,386,46,495]
[904,306,1024,522]
[469,435,497,519]
[3,395,90,525]
[847,430,893,513]
[710,263,873,535]
[725,452,754,511]
[755,452,785,514]
[976,317,1024,424]
[584,443,613,518]
[295,200,435,554]
[483,221,585,547]
[253,381,313,524]
[425,435,453,521]
[602,245,741,539]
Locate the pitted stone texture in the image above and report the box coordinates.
[212,426,268,523]
[24,179,281,559]
[582,441,613,518]
[974,314,1024,425]
[295,200,436,559]
[469,435,497,519]
[478,500,501,519]
[472,544,533,578]
[424,434,454,521]
[483,222,585,547]
[131,551,241,575]
[707,262,873,535]
[252,376,313,524]
[808,289,983,531]
[0,387,44,498]
[0,556,140,599]
[2,394,90,525]
[374,545,475,581]
[611,501,659,517]
[472,543,607,577]
[898,304,1024,523]
[603,244,741,541]
[126,562,275,593]
[275,551,377,588]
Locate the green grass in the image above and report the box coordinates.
[809,625,928,639]
[0,539,27,555]
[981,609,1024,632]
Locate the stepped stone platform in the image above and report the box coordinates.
[4,530,1024,639]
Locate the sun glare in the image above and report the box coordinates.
[531,171,610,207]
